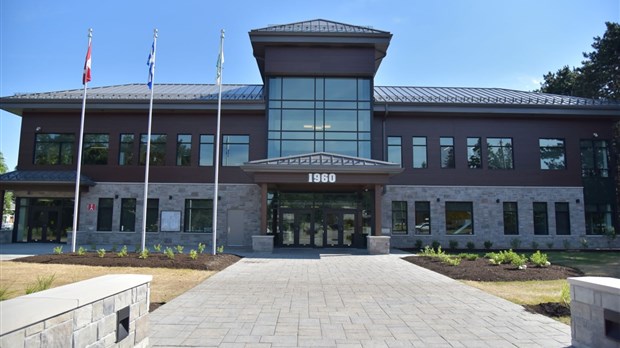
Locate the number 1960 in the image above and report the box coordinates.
[308,173,336,183]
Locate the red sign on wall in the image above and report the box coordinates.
[87,203,96,211]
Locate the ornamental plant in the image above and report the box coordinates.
[138,248,150,259]
[511,253,528,269]
[153,244,162,253]
[458,253,479,261]
[189,249,198,260]
[530,250,550,267]
[117,245,128,257]
[175,245,184,254]
[77,246,87,255]
[197,243,206,254]
[97,249,106,258]
[53,246,63,254]
[164,247,175,260]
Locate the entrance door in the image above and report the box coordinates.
[280,209,314,247]
[227,210,246,246]
[324,210,357,247]
[28,208,60,242]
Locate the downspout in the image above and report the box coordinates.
[382,103,388,161]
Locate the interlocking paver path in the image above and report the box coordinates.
[149,251,571,347]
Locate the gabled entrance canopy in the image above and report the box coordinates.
[241,152,403,185]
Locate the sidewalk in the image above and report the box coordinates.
[149,251,571,347]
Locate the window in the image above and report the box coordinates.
[415,201,431,235]
[503,202,518,235]
[440,137,455,168]
[585,204,613,235]
[533,202,548,235]
[119,134,134,165]
[412,137,427,168]
[34,133,74,165]
[222,135,249,166]
[97,198,113,231]
[391,201,408,234]
[184,199,213,232]
[146,198,159,232]
[387,137,402,165]
[487,138,513,169]
[539,138,566,170]
[176,134,192,166]
[555,202,570,235]
[199,135,214,166]
[268,77,371,158]
[83,134,109,165]
[120,198,136,232]
[580,140,609,177]
[140,134,167,166]
[467,137,482,168]
[446,202,473,235]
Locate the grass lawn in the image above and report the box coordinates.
[546,251,620,278]
[0,261,214,304]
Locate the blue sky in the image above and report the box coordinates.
[1,0,618,171]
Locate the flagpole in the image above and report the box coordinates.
[71,28,92,253]
[212,29,224,255]
[141,29,158,252]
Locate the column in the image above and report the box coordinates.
[260,183,267,234]
[374,184,382,236]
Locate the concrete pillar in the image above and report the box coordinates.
[374,184,382,236]
[260,184,267,234]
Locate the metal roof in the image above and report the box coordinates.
[3,84,617,107]
[0,170,96,187]
[5,83,264,102]
[374,86,618,106]
[251,19,388,35]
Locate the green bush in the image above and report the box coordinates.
[530,250,550,267]
[77,246,87,256]
[483,240,493,250]
[189,249,198,260]
[164,247,175,260]
[53,246,63,255]
[458,253,479,261]
[531,241,539,250]
[217,245,224,254]
[448,240,458,250]
[510,238,522,249]
[545,241,553,249]
[562,240,571,249]
[414,239,423,250]
[419,245,436,257]
[138,248,149,259]
[431,240,441,251]
[197,243,206,254]
[25,274,56,294]
[153,244,162,253]
[175,245,184,254]
[443,257,461,266]
[117,245,128,257]
[466,241,475,250]
[511,253,528,269]
[487,249,522,265]
[97,249,106,258]
[560,282,571,307]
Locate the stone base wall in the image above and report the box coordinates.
[569,276,620,348]
[382,185,619,250]
[74,183,260,249]
[0,274,152,348]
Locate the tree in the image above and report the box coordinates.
[537,22,620,100]
[0,151,14,218]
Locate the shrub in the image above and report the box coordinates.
[25,274,56,294]
[466,241,475,250]
[511,253,528,269]
[197,243,206,254]
[90,244,97,251]
[483,240,493,250]
[53,246,63,254]
[111,245,118,252]
[443,257,461,266]
[448,240,458,250]
[419,245,436,257]
[153,244,162,253]
[217,245,224,254]
[97,249,106,258]
[510,238,522,249]
[414,239,423,250]
[487,249,521,265]
[189,249,198,260]
[562,239,571,249]
[560,282,571,307]
[175,245,184,254]
[531,241,539,250]
[77,246,87,256]
[431,240,441,251]
[580,238,589,249]
[164,247,175,259]
[546,241,553,249]
[117,245,128,257]
[458,253,479,261]
[138,248,149,259]
[530,250,550,267]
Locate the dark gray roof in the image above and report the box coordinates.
[5,84,264,102]
[252,19,388,35]
[0,170,96,187]
[241,152,402,174]
[3,83,617,107]
[374,86,617,106]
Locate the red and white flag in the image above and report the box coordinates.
[82,42,92,85]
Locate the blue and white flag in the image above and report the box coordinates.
[147,41,156,89]
[216,31,224,85]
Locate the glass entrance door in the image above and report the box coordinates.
[28,208,61,242]
[280,210,314,247]
[324,210,357,247]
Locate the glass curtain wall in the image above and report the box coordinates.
[268,77,371,158]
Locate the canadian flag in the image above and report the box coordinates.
[82,42,91,85]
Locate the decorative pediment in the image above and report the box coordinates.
[241,152,402,174]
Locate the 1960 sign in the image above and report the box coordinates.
[308,173,336,183]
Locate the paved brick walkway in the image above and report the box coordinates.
[149,251,571,347]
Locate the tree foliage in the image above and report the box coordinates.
[537,22,620,100]
[0,151,13,216]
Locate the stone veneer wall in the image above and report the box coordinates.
[74,183,260,248]
[0,274,152,348]
[382,185,618,249]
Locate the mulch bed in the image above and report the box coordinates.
[402,255,582,281]
[524,302,571,317]
[14,252,241,271]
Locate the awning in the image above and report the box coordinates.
[0,170,96,190]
